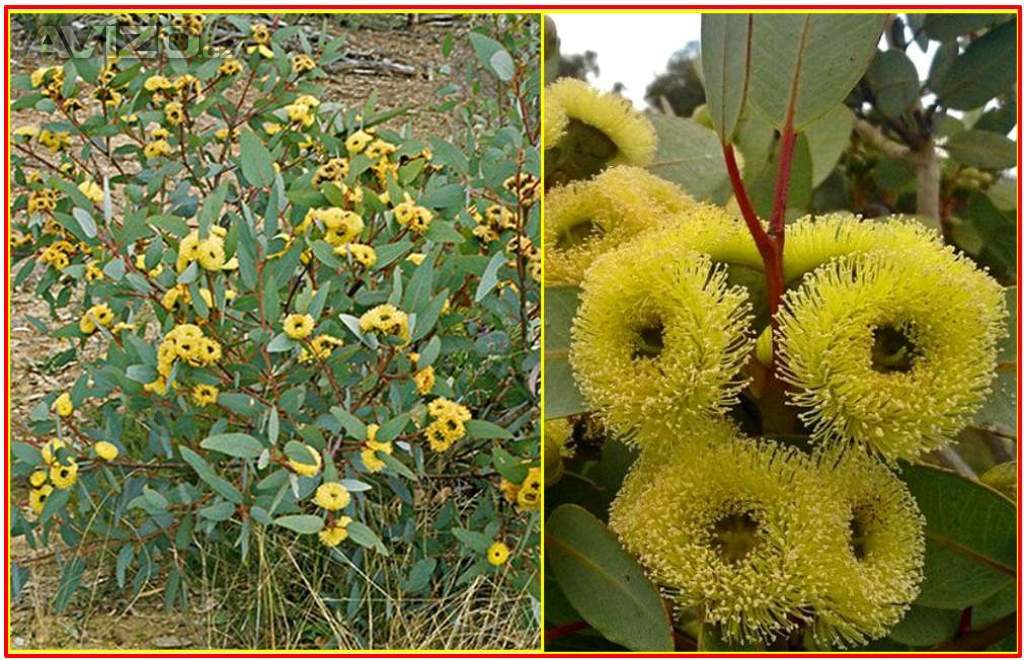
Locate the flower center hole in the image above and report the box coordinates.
[632,320,665,360]
[871,324,917,374]
[556,219,604,249]
[850,506,872,561]
[711,511,760,564]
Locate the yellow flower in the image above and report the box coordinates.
[29,485,54,514]
[487,541,510,566]
[424,420,454,453]
[783,213,945,282]
[427,397,472,423]
[29,470,48,488]
[85,261,104,282]
[545,78,657,182]
[197,337,223,365]
[250,23,272,45]
[365,139,396,160]
[284,103,314,128]
[287,444,322,477]
[144,378,168,395]
[292,53,316,74]
[516,467,541,511]
[143,140,172,158]
[283,313,315,340]
[262,121,282,135]
[314,482,351,511]
[544,87,569,147]
[144,74,172,92]
[13,125,39,139]
[544,166,696,285]
[393,199,419,226]
[413,366,435,395]
[503,172,540,205]
[79,304,115,334]
[361,438,393,473]
[94,441,119,461]
[345,129,374,154]
[197,238,226,270]
[191,384,219,407]
[50,461,79,490]
[299,335,343,363]
[358,304,410,341]
[777,249,1006,462]
[319,516,352,547]
[805,447,925,648]
[247,44,275,59]
[406,253,426,266]
[77,180,103,204]
[571,244,753,442]
[316,208,365,245]
[164,101,185,126]
[336,243,377,268]
[52,392,73,417]
[41,439,66,465]
[218,58,242,76]
[609,425,836,646]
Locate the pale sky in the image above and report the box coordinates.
[556,14,936,109]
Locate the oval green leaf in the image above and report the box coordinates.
[546,504,673,651]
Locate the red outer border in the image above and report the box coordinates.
[3,3,1022,658]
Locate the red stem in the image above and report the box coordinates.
[545,620,591,644]
[721,141,785,325]
[769,112,798,254]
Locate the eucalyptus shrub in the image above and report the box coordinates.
[9,12,540,637]
[543,13,1016,653]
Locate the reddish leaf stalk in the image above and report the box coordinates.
[721,141,784,324]
[544,620,592,644]
[769,113,798,253]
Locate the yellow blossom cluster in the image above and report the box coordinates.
[423,398,472,453]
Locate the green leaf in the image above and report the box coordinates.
[700,14,753,141]
[452,527,492,554]
[937,21,1016,111]
[331,406,367,439]
[646,114,730,203]
[492,446,528,483]
[474,252,506,302]
[379,452,418,481]
[273,514,324,534]
[239,131,275,187]
[888,604,961,647]
[944,130,1017,170]
[376,413,410,442]
[401,557,437,592]
[199,500,237,522]
[267,333,298,353]
[11,442,43,466]
[748,14,886,130]
[803,104,854,187]
[53,557,85,614]
[468,33,515,82]
[179,446,244,504]
[311,239,343,269]
[547,505,674,651]
[923,13,1011,41]
[901,464,1015,609]
[465,419,512,439]
[867,49,920,119]
[544,287,587,419]
[71,208,98,239]
[347,521,388,555]
[200,433,264,460]
[217,392,261,417]
[284,440,317,465]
